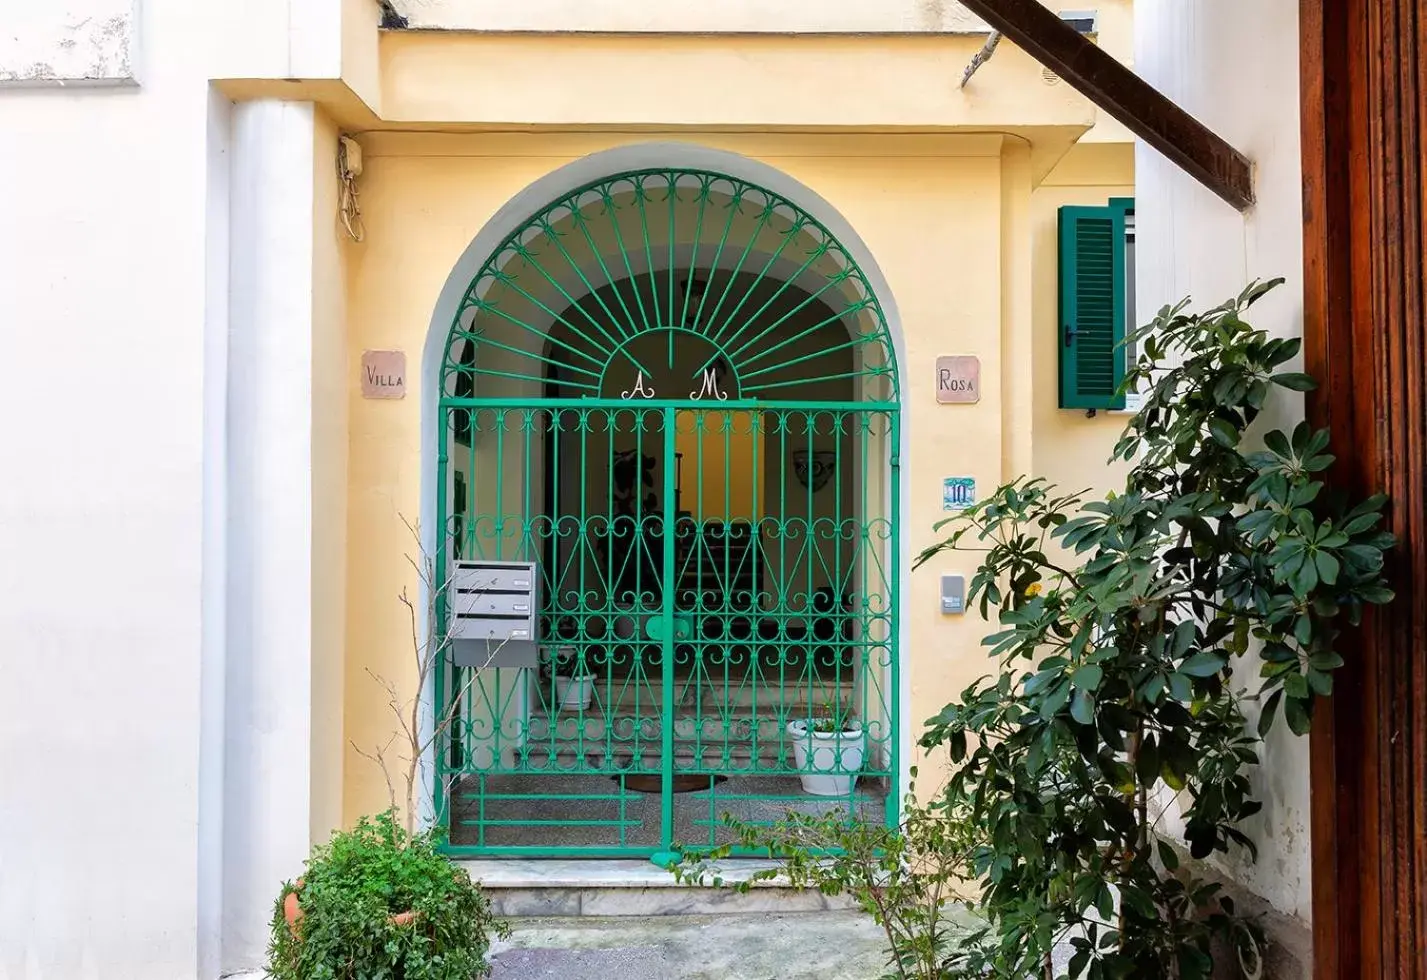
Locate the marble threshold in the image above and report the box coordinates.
[457,858,795,890]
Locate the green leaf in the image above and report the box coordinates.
[1258,690,1283,737]
[1071,664,1105,692]
[1264,429,1292,458]
[1231,617,1250,655]
[1095,882,1115,920]
[1289,558,1319,596]
[1136,733,1160,784]
[1070,688,1096,726]
[1358,584,1396,604]
[1157,838,1180,872]
[1141,673,1168,703]
[1283,671,1309,699]
[1284,695,1313,735]
[1315,550,1341,585]
[1307,669,1333,697]
[1179,652,1227,677]
[1041,679,1072,719]
[1168,670,1193,702]
[1170,620,1196,658]
[1271,372,1318,391]
[1208,417,1241,447]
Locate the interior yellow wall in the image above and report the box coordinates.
[676,411,762,520]
[338,132,1132,822]
[1030,142,1137,494]
[311,109,350,842]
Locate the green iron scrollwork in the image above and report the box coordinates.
[434,167,902,858]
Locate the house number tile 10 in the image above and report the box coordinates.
[935,355,980,404]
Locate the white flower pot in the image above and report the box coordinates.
[787,719,865,796]
[554,674,594,711]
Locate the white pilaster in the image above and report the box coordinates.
[199,88,234,980]
[224,98,318,974]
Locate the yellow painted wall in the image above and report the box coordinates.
[676,411,763,520]
[338,131,1132,822]
[1030,142,1136,494]
[312,109,351,842]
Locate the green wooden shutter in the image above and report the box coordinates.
[1059,203,1128,410]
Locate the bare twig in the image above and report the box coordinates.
[354,515,508,839]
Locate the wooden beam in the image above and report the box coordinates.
[1301,0,1367,975]
[957,0,1254,211]
[1302,0,1427,973]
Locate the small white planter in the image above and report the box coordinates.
[787,719,865,796]
[554,674,594,711]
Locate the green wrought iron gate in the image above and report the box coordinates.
[434,168,902,858]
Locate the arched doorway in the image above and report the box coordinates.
[433,165,902,858]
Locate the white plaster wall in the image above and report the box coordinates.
[0,2,349,977]
[0,1,213,976]
[0,0,139,84]
[1135,0,1310,921]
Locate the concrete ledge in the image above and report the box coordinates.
[489,885,857,917]
[461,858,786,889]
[387,0,990,34]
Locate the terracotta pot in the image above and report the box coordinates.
[284,878,418,937]
[284,878,306,939]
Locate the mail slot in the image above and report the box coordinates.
[453,566,534,595]
[449,559,540,668]
[454,593,532,617]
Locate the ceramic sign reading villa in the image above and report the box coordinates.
[362,350,406,399]
[935,355,980,404]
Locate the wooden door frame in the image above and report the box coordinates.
[1302,0,1427,974]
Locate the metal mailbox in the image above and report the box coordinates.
[449,560,540,668]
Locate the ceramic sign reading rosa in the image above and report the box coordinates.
[935,355,980,404]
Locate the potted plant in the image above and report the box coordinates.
[270,811,507,980]
[552,645,595,711]
[787,698,865,796]
[270,519,509,979]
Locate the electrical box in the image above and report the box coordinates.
[449,560,541,668]
[940,574,966,615]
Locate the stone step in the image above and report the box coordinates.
[502,714,872,770]
[460,859,860,918]
[526,712,808,743]
[516,744,789,771]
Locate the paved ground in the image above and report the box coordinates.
[487,912,893,980]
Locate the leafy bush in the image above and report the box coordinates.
[269,811,507,980]
[913,280,1394,978]
[671,282,1395,980]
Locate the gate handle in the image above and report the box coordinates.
[1063,323,1079,348]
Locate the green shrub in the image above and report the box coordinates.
[913,280,1395,978]
[671,282,1396,980]
[268,811,508,980]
